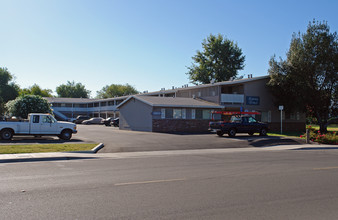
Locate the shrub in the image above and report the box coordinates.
[5,95,52,118]
[301,126,337,145]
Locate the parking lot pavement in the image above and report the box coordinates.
[0,125,305,153]
[73,125,306,153]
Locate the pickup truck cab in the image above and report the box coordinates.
[209,111,268,137]
[0,113,77,140]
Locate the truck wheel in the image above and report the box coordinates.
[59,130,72,140]
[216,131,224,137]
[228,128,236,137]
[260,128,268,136]
[1,129,13,140]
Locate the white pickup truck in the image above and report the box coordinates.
[0,113,77,140]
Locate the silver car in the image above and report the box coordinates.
[82,117,104,125]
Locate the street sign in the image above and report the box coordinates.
[279,105,284,111]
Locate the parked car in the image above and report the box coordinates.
[209,111,268,137]
[82,117,104,125]
[73,115,90,124]
[103,117,114,126]
[0,113,77,140]
[112,117,119,127]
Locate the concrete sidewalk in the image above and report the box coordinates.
[1,144,337,163]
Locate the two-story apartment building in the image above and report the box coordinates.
[45,75,306,132]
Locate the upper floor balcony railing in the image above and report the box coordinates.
[52,106,118,112]
[221,94,244,104]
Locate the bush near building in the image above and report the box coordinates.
[301,125,337,145]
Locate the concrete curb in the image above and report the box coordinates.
[92,143,104,153]
[64,143,105,154]
[0,143,105,163]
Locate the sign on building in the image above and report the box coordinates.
[246,96,260,105]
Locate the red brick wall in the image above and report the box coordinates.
[153,120,305,133]
[152,119,210,133]
[268,122,305,132]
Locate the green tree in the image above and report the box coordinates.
[56,81,90,98]
[5,95,52,118]
[20,84,53,97]
[268,20,338,132]
[186,34,245,84]
[96,84,138,98]
[0,67,20,115]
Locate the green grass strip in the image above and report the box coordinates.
[0,143,98,154]
[267,132,303,138]
[307,125,338,131]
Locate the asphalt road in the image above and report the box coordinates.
[1,149,338,219]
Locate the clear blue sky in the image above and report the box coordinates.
[1,0,337,97]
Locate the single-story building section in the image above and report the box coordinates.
[117,96,223,133]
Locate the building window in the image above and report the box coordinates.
[202,110,212,119]
[165,108,173,119]
[173,109,182,119]
[192,109,196,119]
[116,100,123,105]
[261,112,268,122]
[296,112,300,120]
[196,109,203,119]
[161,108,165,119]
[182,109,186,119]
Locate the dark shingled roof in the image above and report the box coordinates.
[118,95,223,109]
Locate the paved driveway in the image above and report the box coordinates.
[0,125,305,153]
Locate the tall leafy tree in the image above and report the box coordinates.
[0,67,20,115]
[268,20,338,132]
[56,81,90,98]
[96,84,138,98]
[6,95,52,118]
[20,84,53,97]
[187,34,245,84]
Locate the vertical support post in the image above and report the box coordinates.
[280,110,282,134]
[279,105,284,134]
[306,128,310,144]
